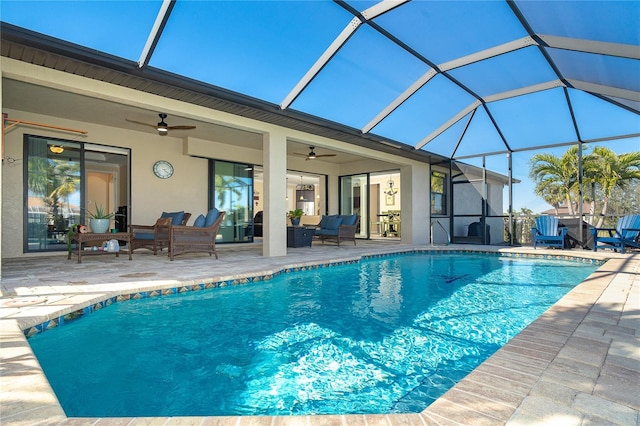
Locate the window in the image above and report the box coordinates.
[431,171,447,215]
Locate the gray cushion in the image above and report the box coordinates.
[193,214,206,227]
[204,208,220,227]
[325,216,343,230]
[161,211,185,225]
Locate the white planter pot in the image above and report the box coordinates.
[89,218,110,234]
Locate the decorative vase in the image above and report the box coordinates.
[89,218,110,233]
[291,218,300,227]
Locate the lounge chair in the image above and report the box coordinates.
[531,216,567,249]
[169,208,225,260]
[591,214,640,253]
[130,211,191,254]
[314,214,360,246]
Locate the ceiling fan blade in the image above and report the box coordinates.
[315,154,337,158]
[293,152,308,156]
[126,118,156,128]
[166,125,197,130]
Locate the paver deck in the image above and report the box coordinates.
[1,241,638,425]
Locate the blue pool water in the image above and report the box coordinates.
[28,253,597,417]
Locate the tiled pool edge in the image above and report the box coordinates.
[21,249,605,339]
[1,248,637,426]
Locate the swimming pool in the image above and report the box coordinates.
[28,252,598,417]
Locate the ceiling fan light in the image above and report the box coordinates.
[157,126,168,134]
[308,153,316,159]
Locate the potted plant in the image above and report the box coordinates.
[288,208,304,227]
[86,204,116,233]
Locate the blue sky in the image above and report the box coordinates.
[2,0,638,214]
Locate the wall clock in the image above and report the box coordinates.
[153,160,174,179]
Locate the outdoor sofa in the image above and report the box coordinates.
[314,214,360,246]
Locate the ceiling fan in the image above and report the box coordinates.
[293,146,337,161]
[126,113,196,136]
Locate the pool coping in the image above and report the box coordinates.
[1,245,638,425]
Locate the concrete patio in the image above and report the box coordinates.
[1,241,638,425]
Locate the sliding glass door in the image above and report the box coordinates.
[211,160,253,243]
[339,174,368,238]
[24,136,130,252]
[25,137,81,251]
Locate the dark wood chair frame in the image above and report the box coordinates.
[129,213,191,255]
[169,211,225,260]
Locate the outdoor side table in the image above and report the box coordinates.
[67,232,133,264]
[287,226,315,248]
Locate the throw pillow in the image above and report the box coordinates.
[204,208,220,227]
[193,214,206,227]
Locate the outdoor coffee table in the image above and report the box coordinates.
[67,232,132,264]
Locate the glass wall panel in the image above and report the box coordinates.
[286,173,324,226]
[25,137,81,251]
[340,174,368,238]
[212,160,253,243]
[369,172,401,238]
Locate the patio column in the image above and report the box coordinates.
[400,164,430,244]
[262,130,287,257]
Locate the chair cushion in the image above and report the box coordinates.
[340,215,357,226]
[193,214,206,227]
[325,216,343,231]
[315,228,337,236]
[204,208,220,227]
[133,232,154,240]
[161,211,185,225]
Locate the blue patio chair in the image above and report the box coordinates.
[531,216,567,249]
[591,214,640,253]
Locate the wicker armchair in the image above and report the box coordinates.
[169,210,225,260]
[130,211,191,255]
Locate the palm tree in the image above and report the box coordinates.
[28,157,80,231]
[529,146,581,214]
[586,147,640,228]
